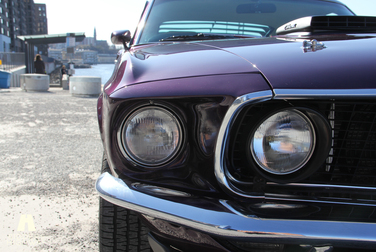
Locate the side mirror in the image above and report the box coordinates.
[111,30,132,49]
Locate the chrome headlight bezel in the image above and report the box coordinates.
[245,107,332,183]
[118,104,184,167]
[250,109,316,175]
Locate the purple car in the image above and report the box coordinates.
[96,0,376,251]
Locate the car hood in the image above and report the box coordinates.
[202,34,376,90]
[111,34,376,93]
[111,42,259,88]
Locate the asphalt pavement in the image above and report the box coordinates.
[0,87,103,251]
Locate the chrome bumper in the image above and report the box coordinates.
[96,172,376,248]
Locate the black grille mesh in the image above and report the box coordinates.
[311,101,376,186]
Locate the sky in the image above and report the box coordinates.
[34,0,146,44]
[34,0,376,45]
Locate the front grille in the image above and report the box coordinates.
[228,100,376,207]
[310,101,376,186]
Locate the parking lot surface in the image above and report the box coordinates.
[0,88,102,251]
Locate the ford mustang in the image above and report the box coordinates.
[96,0,376,251]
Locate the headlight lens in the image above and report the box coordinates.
[250,109,315,175]
[120,106,183,166]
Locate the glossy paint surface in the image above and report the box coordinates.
[105,33,376,98]
[205,34,376,90]
[104,42,261,95]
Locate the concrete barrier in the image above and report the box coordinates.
[62,74,69,90]
[10,66,26,87]
[69,76,101,97]
[21,74,49,92]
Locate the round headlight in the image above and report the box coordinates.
[250,109,315,175]
[120,106,183,166]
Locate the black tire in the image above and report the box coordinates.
[99,155,151,252]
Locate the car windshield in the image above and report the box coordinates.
[138,0,354,44]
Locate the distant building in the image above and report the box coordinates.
[96,40,108,48]
[0,35,10,52]
[76,27,109,48]
[48,48,63,61]
[24,0,37,36]
[48,48,99,65]
[75,50,98,64]
[98,54,116,64]
[93,27,96,46]
[35,4,47,34]
[8,0,27,52]
[0,0,49,53]
[49,43,66,50]
[35,3,48,55]
[77,37,96,46]
[49,27,114,64]
[0,1,10,41]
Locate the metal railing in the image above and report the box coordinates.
[0,52,25,72]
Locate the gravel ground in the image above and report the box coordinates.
[0,87,103,251]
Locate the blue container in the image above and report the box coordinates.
[0,70,11,88]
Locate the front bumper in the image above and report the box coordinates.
[96,172,376,249]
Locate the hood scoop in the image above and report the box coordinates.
[276,16,376,35]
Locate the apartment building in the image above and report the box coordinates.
[0,0,47,53]
[35,3,47,54]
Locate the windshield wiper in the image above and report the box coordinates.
[160,33,252,41]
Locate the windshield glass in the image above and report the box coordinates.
[138,0,353,43]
